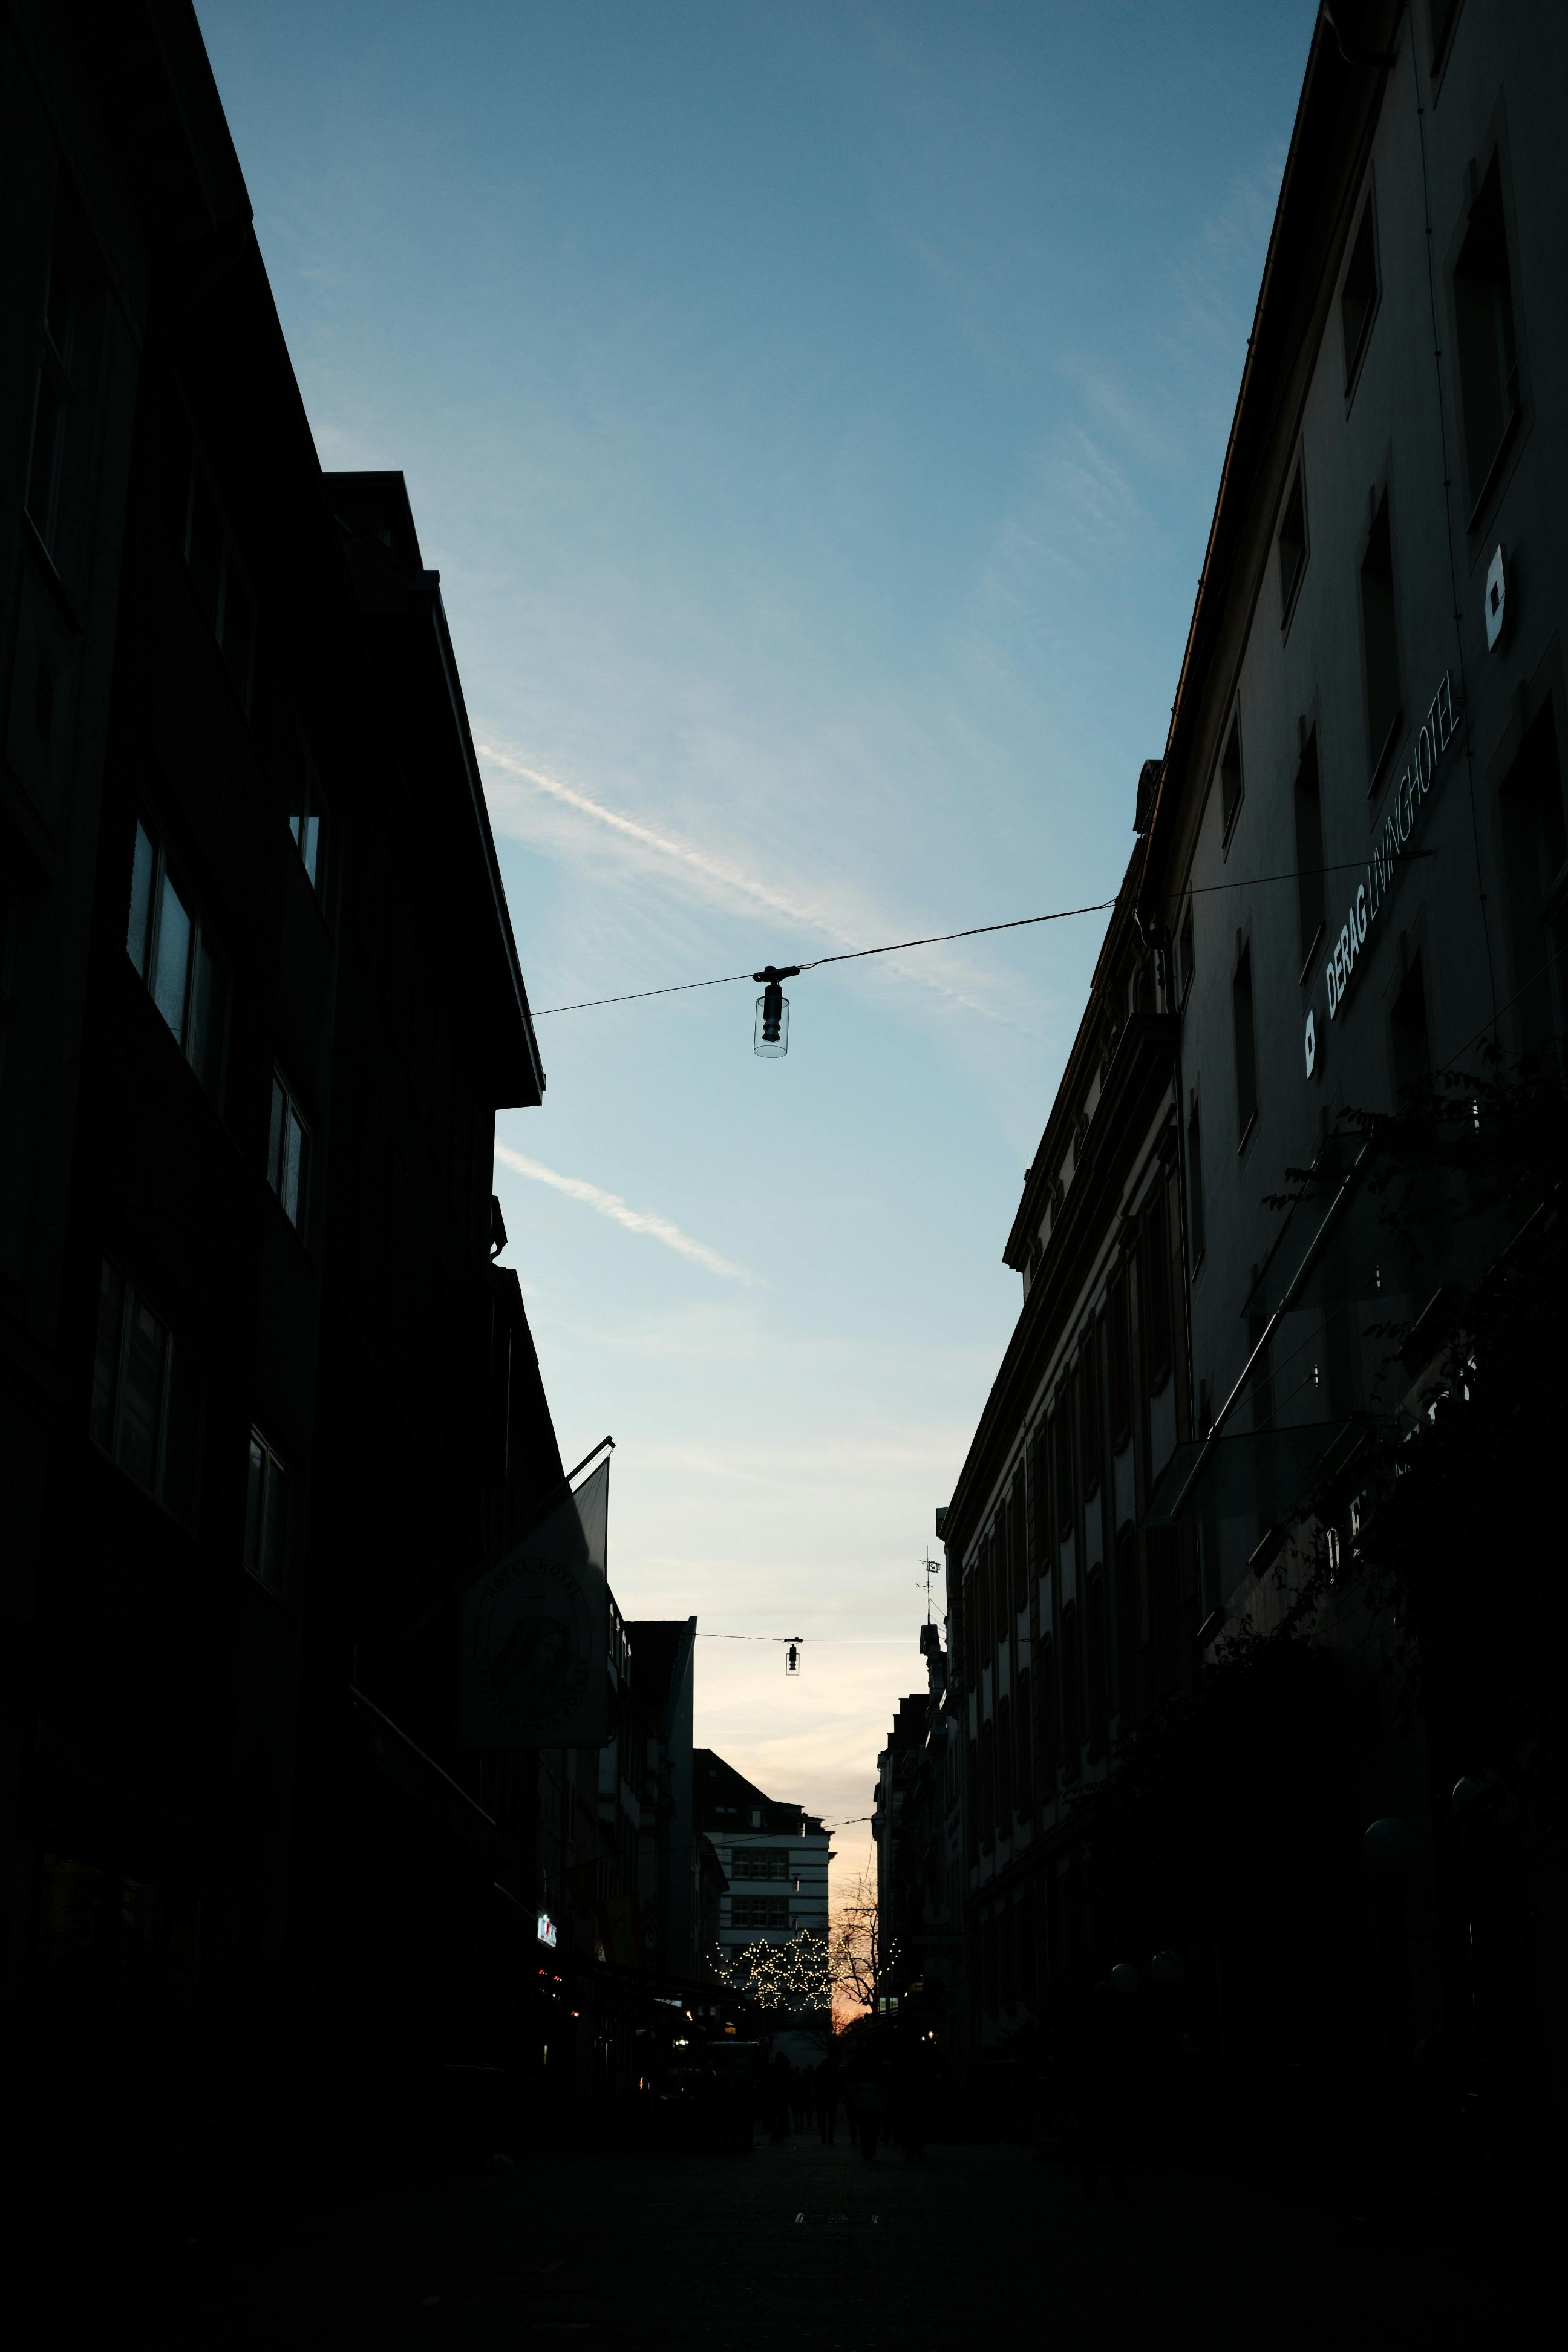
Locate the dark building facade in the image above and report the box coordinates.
[695,1748,831,2050]
[0,0,632,2204]
[871,1626,963,2045]
[1134,0,1568,2146]
[939,843,1192,2083]
[939,0,1568,2152]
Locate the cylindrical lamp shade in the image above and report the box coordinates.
[754,985,789,1057]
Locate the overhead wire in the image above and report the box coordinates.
[696,1632,915,1645]
[528,855,1433,1017]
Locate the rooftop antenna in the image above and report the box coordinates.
[918,1554,940,1626]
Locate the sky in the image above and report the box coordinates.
[196,0,1316,1900]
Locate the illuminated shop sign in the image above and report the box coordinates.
[537,1910,558,1949]
[1304,669,1460,1078]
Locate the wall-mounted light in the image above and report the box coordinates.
[753,965,800,1057]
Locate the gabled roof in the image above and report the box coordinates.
[625,1617,696,1737]
[327,471,546,1109]
[1137,2,1398,921]
[693,1748,825,1838]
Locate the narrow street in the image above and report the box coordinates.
[20,2129,1549,2351]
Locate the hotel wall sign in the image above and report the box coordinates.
[1303,668,1460,1079]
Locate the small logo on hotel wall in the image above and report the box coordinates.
[1485,544,1508,652]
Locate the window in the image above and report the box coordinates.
[1149,1529,1180,1685]
[1361,491,1402,782]
[1086,1567,1108,1753]
[1061,1602,1082,1775]
[1341,193,1380,393]
[731,1849,789,1881]
[1051,1402,1073,1540]
[1232,940,1258,1142]
[126,820,227,1099]
[267,1073,310,1231]
[1453,155,1520,514]
[730,1896,789,1930]
[1140,1183,1173,1391]
[1114,1523,1137,1718]
[1390,949,1432,1099]
[289,748,329,898]
[991,1522,1007,1646]
[1108,1270,1132,1446]
[1014,1667,1032,1815]
[170,412,256,709]
[1010,1483,1027,1613]
[245,1429,290,1597]
[1077,1327,1101,1498]
[1036,1636,1058,1791]
[1218,713,1244,844]
[25,185,98,576]
[1186,1094,1206,1266]
[90,1258,201,1526]
[1294,729,1326,970]
[1177,902,1195,1005]
[1027,1424,1048,1576]
[1278,462,1308,626]
[995,1693,1013,1829]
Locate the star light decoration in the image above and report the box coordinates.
[714,1929,832,2011]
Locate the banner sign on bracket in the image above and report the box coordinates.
[459,1459,611,1747]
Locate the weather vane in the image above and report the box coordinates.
[919,1554,940,1624]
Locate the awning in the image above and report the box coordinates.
[1241,1129,1498,1322]
[1142,1417,1357,1529]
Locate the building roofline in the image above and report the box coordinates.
[1136,3,1397,923]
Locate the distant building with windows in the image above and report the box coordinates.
[694,1750,831,1976]
[940,841,1191,2070]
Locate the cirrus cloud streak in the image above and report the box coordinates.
[494,1142,754,1283]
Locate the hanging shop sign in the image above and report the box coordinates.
[459,1459,612,1747]
[1303,668,1461,1079]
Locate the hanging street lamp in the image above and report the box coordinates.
[753,965,799,1057]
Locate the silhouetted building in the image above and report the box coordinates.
[1132,0,1568,2150]
[615,1615,699,1976]
[940,837,1191,2076]
[872,1628,962,2042]
[694,1749,831,2039]
[941,0,1568,2148]
[0,0,579,2190]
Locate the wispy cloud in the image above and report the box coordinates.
[477,742,835,936]
[475,738,1047,1033]
[494,1142,753,1282]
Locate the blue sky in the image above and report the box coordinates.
[197,0,1315,1886]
